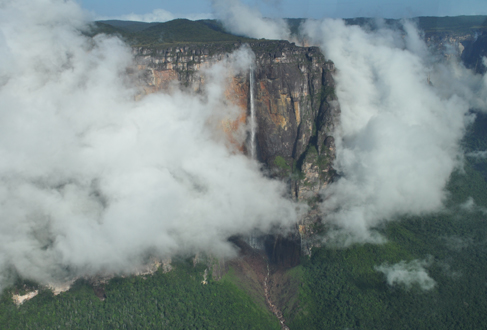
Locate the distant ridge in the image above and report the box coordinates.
[344,15,487,34]
[92,19,253,47]
[92,15,487,47]
[96,20,160,33]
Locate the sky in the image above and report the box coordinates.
[80,0,487,21]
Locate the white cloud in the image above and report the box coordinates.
[458,197,487,215]
[466,150,487,159]
[301,19,482,245]
[0,0,301,290]
[211,0,290,40]
[460,197,477,211]
[375,258,436,290]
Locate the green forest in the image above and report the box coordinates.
[0,261,280,329]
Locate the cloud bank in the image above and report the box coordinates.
[0,0,300,290]
[302,19,483,244]
[209,0,487,245]
[375,258,436,290]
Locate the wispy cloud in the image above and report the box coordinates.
[375,258,436,290]
[211,0,290,40]
[466,150,487,159]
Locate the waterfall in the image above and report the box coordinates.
[249,68,257,160]
[247,67,261,250]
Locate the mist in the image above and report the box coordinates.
[303,19,485,244]
[375,258,436,291]
[0,0,301,290]
[210,0,487,245]
[211,0,290,40]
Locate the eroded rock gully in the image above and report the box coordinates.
[223,236,298,329]
[263,259,290,330]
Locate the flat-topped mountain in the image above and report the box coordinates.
[93,18,254,47]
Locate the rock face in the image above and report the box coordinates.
[423,30,487,73]
[425,32,474,57]
[12,290,38,306]
[461,32,487,74]
[133,40,339,201]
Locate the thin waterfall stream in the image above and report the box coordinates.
[247,67,260,250]
[249,68,257,160]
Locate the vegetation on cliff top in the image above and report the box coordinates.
[91,19,254,47]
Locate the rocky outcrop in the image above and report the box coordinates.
[133,40,340,201]
[424,30,487,72]
[12,290,38,306]
[425,32,474,57]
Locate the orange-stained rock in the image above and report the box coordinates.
[220,76,249,152]
[137,64,250,153]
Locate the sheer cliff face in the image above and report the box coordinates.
[425,31,487,70]
[134,41,339,200]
